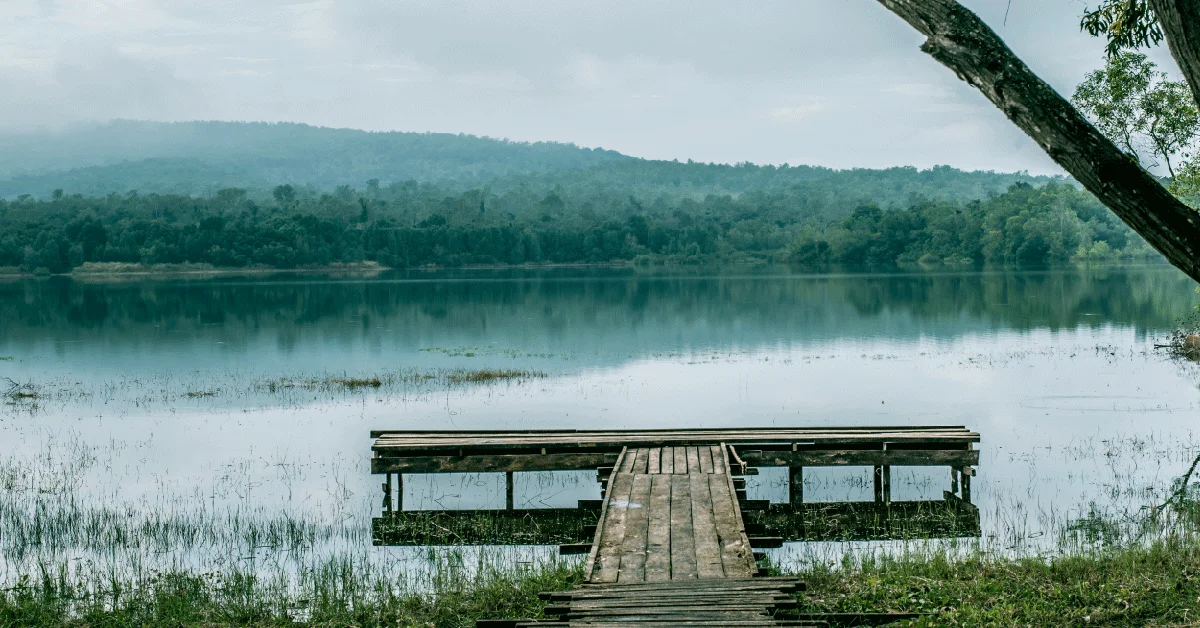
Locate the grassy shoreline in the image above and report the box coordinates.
[4,539,1200,626]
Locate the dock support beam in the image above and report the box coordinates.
[506,471,515,510]
[961,467,972,504]
[383,473,403,512]
[873,465,891,504]
[789,466,803,510]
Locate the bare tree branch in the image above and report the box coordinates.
[1149,0,1200,107]
[876,0,1200,283]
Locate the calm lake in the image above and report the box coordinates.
[2,264,1199,583]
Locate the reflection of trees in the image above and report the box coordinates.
[0,267,1193,354]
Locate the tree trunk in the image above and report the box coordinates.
[1149,0,1200,107]
[876,0,1200,284]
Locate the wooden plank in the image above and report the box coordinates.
[644,473,672,582]
[633,449,649,474]
[710,445,725,474]
[689,473,724,579]
[591,462,637,583]
[647,447,661,475]
[583,448,628,583]
[736,448,980,468]
[620,449,637,474]
[686,447,701,474]
[373,425,973,439]
[371,452,615,474]
[371,425,971,438]
[668,474,698,579]
[618,472,652,583]
[712,445,756,579]
[372,428,981,453]
[673,447,688,475]
[699,446,714,474]
[661,447,674,475]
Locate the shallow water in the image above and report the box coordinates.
[2,264,1198,581]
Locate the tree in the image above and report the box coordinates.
[1073,52,1199,178]
[272,184,296,205]
[875,0,1200,283]
[1081,0,1164,55]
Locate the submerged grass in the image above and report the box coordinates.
[261,368,543,394]
[445,369,544,385]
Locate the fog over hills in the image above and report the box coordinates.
[0,120,1054,205]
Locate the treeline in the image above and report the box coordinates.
[0,180,1155,274]
[789,181,1155,266]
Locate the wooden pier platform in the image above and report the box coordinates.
[370,426,978,625]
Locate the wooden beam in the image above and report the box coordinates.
[371,452,614,474]
[506,471,515,510]
[737,448,979,468]
[788,466,803,509]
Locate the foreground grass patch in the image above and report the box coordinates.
[0,562,581,628]
[7,541,1200,626]
[794,538,1200,625]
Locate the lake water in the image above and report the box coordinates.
[2,264,1199,584]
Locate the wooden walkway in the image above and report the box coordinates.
[588,445,757,583]
[370,427,977,626]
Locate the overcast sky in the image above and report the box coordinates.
[0,1,1185,174]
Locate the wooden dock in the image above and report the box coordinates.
[371,426,978,625]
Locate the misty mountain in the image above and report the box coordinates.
[0,120,1055,208]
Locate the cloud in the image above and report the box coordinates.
[767,101,827,123]
[0,0,1163,173]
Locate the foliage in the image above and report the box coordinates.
[1073,52,1200,179]
[1081,0,1163,56]
[0,179,1156,273]
[787,182,1155,267]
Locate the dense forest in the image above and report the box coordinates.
[0,176,1156,274]
[0,121,1158,273]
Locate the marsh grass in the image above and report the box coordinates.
[445,369,544,385]
[792,537,1200,625]
[0,552,580,628]
[1,366,550,417]
[262,368,542,394]
[3,378,41,402]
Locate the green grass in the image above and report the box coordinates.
[6,541,1200,626]
[0,561,581,628]
[790,538,1200,626]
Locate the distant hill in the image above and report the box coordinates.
[0,120,631,196]
[0,120,1056,210]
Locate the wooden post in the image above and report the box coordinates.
[506,471,515,510]
[788,466,803,510]
[961,470,972,504]
[951,467,959,494]
[382,473,392,513]
[878,463,888,504]
[881,465,891,504]
[396,473,403,512]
